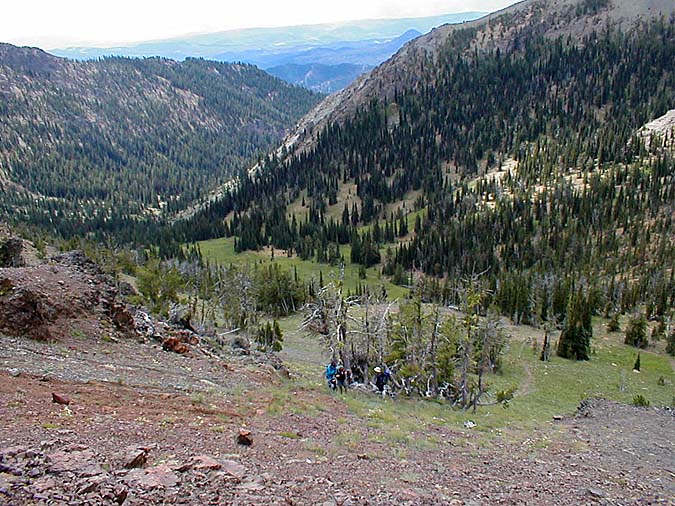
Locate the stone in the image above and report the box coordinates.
[110,303,136,335]
[190,455,222,471]
[119,446,149,469]
[8,369,21,377]
[78,474,107,494]
[587,487,607,499]
[51,393,70,406]
[237,480,265,491]
[162,337,190,354]
[237,428,253,446]
[31,476,56,493]
[46,448,103,477]
[0,446,29,458]
[126,464,178,489]
[0,237,26,268]
[113,484,128,504]
[221,460,247,479]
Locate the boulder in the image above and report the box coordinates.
[161,337,190,354]
[51,393,71,406]
[236,428,253,446]
[125,464,178,489]
[46,448,103,477]
[0,237,26,268]
[190,455,222,471]
[118,446,149,469]
[0,279,55,341]
[221,460,247,479]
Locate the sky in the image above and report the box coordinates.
[2,0,516,49]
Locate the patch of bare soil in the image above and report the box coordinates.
[0,250,135,341]
[0,247,673,504]
[1,330,674,506]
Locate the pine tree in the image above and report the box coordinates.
[666,328,675,357]
[556,289,592,360]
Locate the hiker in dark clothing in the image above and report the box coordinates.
[335,364,348,393]
[374,366,388,395]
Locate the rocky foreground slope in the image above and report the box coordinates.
[0,232,673,504]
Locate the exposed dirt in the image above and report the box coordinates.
[1,327,674,505]
[0,245,673,504]
[0,250,135,342]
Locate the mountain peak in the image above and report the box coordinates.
[282,0,675,156]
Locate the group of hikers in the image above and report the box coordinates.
[324,360,390,395]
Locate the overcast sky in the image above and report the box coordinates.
[3,0,516,49]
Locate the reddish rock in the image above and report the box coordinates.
[190,455,222,471]
[119,446,149,469]
[51,393,70,405]
[221,460,247,479]
[161,337,189,354]
[0,279,54,341]
[110,303,136,335]
[46,448,103,476]
[236,428,253,446]
[126,464,178,489]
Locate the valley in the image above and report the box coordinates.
[1,0,674,503]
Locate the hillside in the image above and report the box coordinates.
[266,63,372,94]
[0,45,319,239]
[0,227,673,503]
[285,0,675,153]
[178,0,675,320]
[0,245,673,503]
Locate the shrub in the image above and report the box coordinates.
[624,313,648,349]
[632,394,650,407]
[606,313,621,332]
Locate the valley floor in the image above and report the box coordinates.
[0,327,673,505]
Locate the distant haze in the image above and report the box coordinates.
[3,0,516,49]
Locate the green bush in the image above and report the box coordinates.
[632,394,650,407]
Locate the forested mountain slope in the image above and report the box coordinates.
[0,45,319,236]
[179,0,675,320]
[282,0,675,154]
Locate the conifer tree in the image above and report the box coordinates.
[556,289,592,360]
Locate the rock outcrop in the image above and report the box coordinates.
[0,250,136,341]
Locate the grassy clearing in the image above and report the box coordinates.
[272,312,674,447]
[197,236,408,300]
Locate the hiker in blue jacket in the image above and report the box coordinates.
[325,360,337,390]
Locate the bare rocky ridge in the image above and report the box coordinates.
[637,109,675,151]
[0,250,136,342]
[275,0,675,157]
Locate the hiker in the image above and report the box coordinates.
[335,364,347,393]
[374,366,388,395]
[325,360,337,390]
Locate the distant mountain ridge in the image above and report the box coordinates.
[284,0,675,153]
[50,14,486,61]
[50,13,486,93]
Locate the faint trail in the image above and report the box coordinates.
[518,361,536,397]
[278,323,328,385]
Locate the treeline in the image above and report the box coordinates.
[175,18,675,321]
